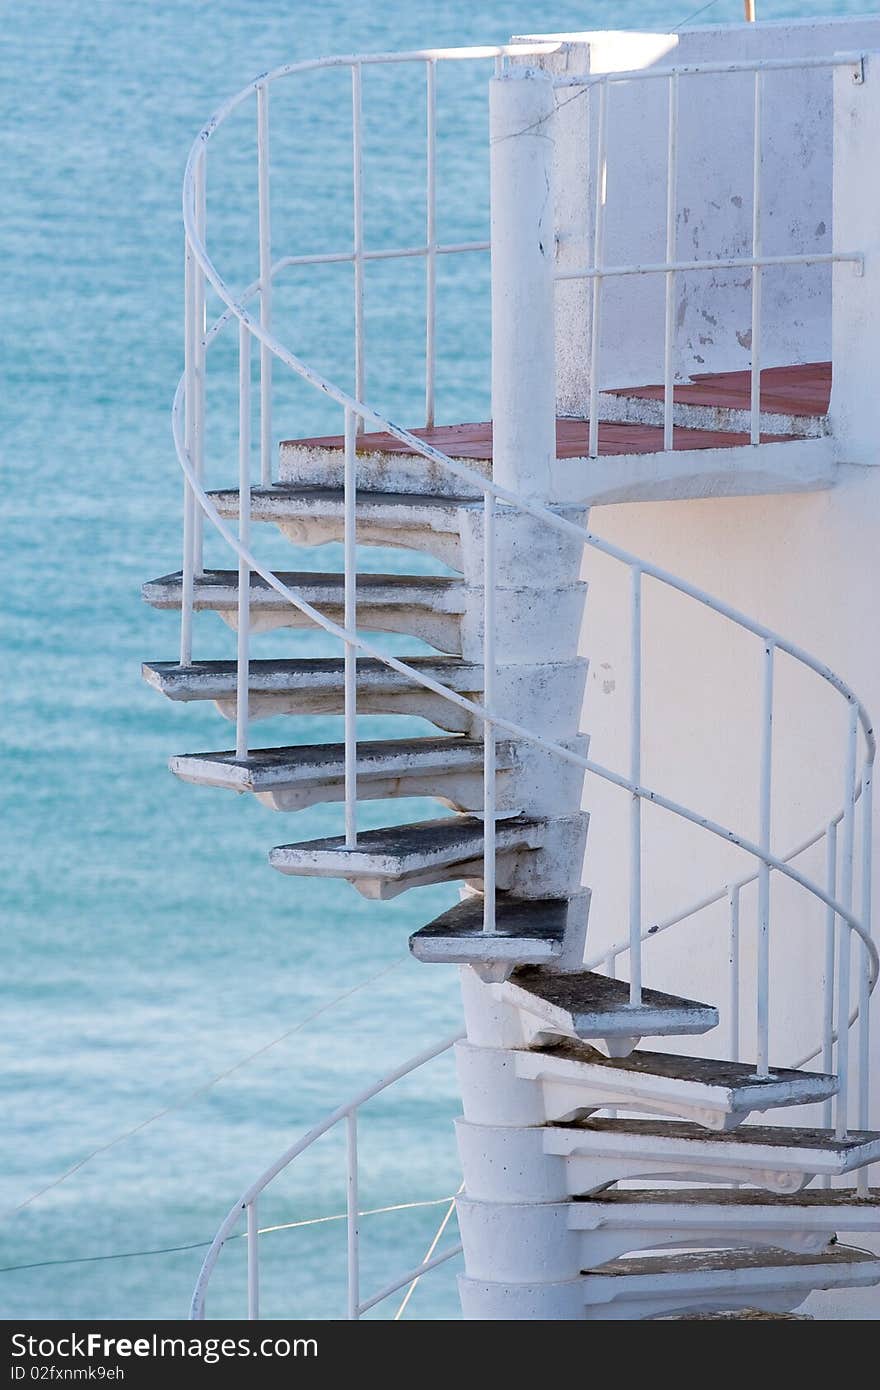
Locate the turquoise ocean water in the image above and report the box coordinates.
[1,0,853,1321]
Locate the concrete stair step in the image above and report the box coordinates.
[455,1187,880,1282]
[578,1245,880,1320]
[499,967,718,1045]
[169,735,516,813]
[571,1185,880,1262]
[457,1244,880,1320]
[209,486,479,568]
[142,656,482,730]
[455,1037,836,1132]
[141,569,467,650]
[515,1037,837,1129]
[268,814,544,899]
[545,1117,880,1192]
[410,893,580,969]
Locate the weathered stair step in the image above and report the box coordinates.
[579,1246,880,1321]
[455,1187,880,1282]
[410,894,582,970]
[455,1036,836,1131]
[142,569,467,651]
[498,967,718,1048]
[457,1246,880,1322]
[455,1117,880,1204]
[142,657,481,731]
[544,1117,880,1193]
[209,487,480,568]
[569,1185,880,1264]
[269,814,543,899]
[169,736,516,813]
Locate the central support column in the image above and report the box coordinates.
[454,68,593,1321]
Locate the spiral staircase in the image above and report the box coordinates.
[143,41,880,1319]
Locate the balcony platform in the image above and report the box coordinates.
[279,363,836,506]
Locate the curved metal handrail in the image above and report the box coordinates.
[190,1029,464,1320]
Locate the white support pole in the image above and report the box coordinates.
[822,819,838,1141]
[246,1199,259,1321]
[425,58,438,429]
[663,73,678,453]
[257,81,273,486]
[344,408,358,849]
[836,704,859,1141]
[750,71,762,446]
[755,642,774,1079]
[193,151,207,574]
[236,322,252,761]
[490,68,556,497]
[858,761,873,1138]
[352,63,365,430]
[629,567,642,1006]
[830,55,880,463]
[346,1111,360,1320]
[482,491,496,934]
[180,226,197,668]
[588,82,607,461]
[728,884,741,1063]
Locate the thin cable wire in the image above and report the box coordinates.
[674,0,722,30]
[394,1181,464,1319]
[0,1195,457,1276]
[4,958,404,1220]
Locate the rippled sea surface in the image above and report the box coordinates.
[1,0,842,1320]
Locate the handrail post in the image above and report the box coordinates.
[346,1111,360,1319]
[822,820,838,1144]
[629,567,643,1005]
[246,1199,259,1320]
[236,321,252,759]
[343,408,358,848]
[755,641,774,1078]
[728,884,741,1063]
[256,81,272,486]
[836,704,860,1140]
[858,758,873,1192]
[424,58,438,428]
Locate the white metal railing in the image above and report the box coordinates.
[190,1030,464,1320]
[174,45,876,1164]
[552,52,866,453]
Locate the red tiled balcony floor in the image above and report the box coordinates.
[283,363,829,459]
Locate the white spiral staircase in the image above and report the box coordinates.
[142,41,880,1319]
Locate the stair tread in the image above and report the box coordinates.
[143,568,465,603]
[529,1038,836,1094]
[171,735,513,790]
[414,894,571,943]
[507,968,717,1035]
[210,485,478,514]
[271,815,540,872]
[586,1245,877,1278]
[555,1116,880,1154]
[582,1186,880,1208]
[144,656,480,699]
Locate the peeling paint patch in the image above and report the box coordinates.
[736,329,752,350]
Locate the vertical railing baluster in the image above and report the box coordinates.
[755,642,774,1078]
[750,71,763,446]
[193,150,207,576]
[606,951,618,1118]
[822,819,838,1147]
[728,884,740,1063]
[180,220,197,668]
[236,322,252,760]
[663,72,679,452]
[858,759,873,1164]
[257,81,273,486]
[629,567,642,1005]
[346,1111,360,1320]
[588,80,607,461]
[482,492,496,934]
[246,1198,259,1320]
[836,704,859,1141]
[344,408,358,849]
[351,63,365,430]
[425,58,437,429]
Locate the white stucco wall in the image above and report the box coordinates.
[521,17,880,1319]
[518,17,880,410]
